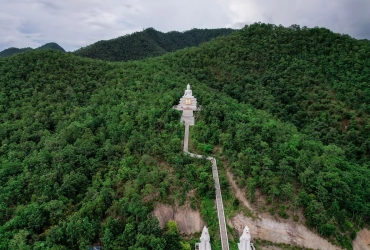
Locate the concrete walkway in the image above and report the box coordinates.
[184,124,190,152]
[184,125,229,250]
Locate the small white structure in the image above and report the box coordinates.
[173,84,199,125]
[195,226,212,250]
[174,84,201,152]
[238,226,255,250]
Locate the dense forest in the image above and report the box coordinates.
[0,43,66,58]
[73,27,235,62]
[0,23,369,250]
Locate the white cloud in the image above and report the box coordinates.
[227,0,370,37]
[0,0,369,52]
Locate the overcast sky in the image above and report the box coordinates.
[1,0,370,52]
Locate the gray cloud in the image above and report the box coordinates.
[228,0,370,38]
[0,0,369,52]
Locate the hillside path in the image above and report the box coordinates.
[184,124,229,250]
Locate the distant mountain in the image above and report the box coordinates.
[36,42,65,52]
[0,42,65,57]
[73,27,235,61]
[0,47,33,57]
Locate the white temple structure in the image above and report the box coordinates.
[195,226,212,250]
[238,226,255,250]
[173,84,199,126]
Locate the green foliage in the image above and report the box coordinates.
[37,43,65,52]
[278,205,289,219]
[166,220,178,233]
[0,23,370,249]
[197,143,213,154]
[8,230,31,250]
[180,241,191,250]
[319,223,337,237]
[200,198,219,242]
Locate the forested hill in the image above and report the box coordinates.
[0,23,369,250]
[73,27,235,61]
[169,24,370,164]
[37,42,66,52]
[0,47,32,57]
[0,42,65,57]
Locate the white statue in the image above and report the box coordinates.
[238,226,251,250]
[199,226,212,250]
[184,84,193,97]
[173,84,199,126]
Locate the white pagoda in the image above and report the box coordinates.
[173,84,199,126]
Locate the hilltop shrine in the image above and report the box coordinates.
[173,84,199,125]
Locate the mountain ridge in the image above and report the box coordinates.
[73,27,236,61]
[0,42,65,57]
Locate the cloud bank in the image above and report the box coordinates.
[1,0,369,51]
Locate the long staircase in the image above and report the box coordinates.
[184,124,229,250]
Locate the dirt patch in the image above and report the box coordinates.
[257,246,283,250]
[226,170,253,211]
[356,117,362,127]
[212,145,223,154]
[226,169,341,250]
[153,203,205,235]
[353,228,370,250]
[230,214,341,250]
[226,169,305,223]
[341,119,349,131]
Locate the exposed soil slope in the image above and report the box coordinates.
[153,203,205,235]
[353,228,370,250]
[227,170,342,250]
